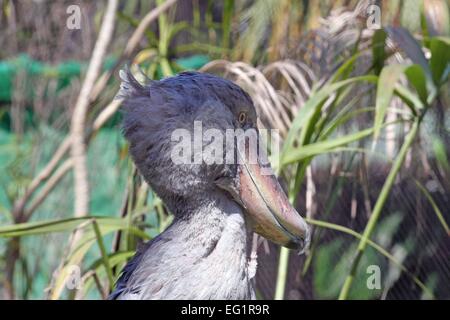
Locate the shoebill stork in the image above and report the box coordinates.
[109,70,310,300]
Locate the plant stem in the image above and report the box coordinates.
[306,218,434,298]
[221,0,234,55]
[275,247,290,299]
[274,178,304,300]
[71,0,118,218]
[156,0,173,77]
[338,119,420,300]
[92,219,115,291]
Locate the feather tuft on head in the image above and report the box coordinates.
[116,65,149,100]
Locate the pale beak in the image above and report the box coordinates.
[220,132,310,252]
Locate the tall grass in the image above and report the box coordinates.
[0,0,449,299]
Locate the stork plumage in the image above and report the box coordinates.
[109,70,310,300]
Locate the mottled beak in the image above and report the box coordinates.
[238,153,310,251]
[219,132,310,252]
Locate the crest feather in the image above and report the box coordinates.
[116,66,149,100]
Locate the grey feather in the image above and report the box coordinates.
[110,71,257,300]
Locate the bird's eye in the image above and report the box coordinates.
[238,112,247,124]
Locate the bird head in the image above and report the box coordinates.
[119,69,310,252]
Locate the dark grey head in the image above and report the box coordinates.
[119,69,310,250]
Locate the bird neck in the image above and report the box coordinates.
[172,191,250,259]
[159,191,255,299]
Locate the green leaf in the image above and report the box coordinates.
[432,136,450,172]
[82,251,136,297]
[394,84,422,114]
[404,64,428,104]
[433,36,450,46]
[88,251,135,274]
[221,0,234,50]
[282,75,377,165]
[420,5,431,49]
[330,53,361,83]
[0,217,119,237]
[372,29,387,75]
[415,179,450,235]
[92,219,115,290]
[282,127,375,165]
[374,64,408,139]
[320,107,375,140]
[430,37,450,86]
[0,216,151,240]
[308,218,434,299]
[48,218,149,300]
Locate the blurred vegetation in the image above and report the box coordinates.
[0,0,449,300]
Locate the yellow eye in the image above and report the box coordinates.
[238,112,246,123]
